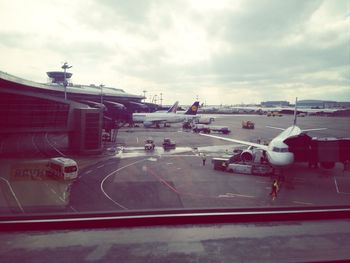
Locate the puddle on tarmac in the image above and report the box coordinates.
[111,144,250,159]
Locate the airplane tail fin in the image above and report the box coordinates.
[185,101,200,115]
[167,101,179,113]
[293,97,298,126]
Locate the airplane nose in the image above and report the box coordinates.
[269,153,294,167]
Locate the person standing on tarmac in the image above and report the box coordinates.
[270,179,279,200]
[202,153,207,166]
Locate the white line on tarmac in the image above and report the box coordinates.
[100,158,147,210]
[219,193,255,198]
[0,177,24,213]
[334,176,340,193]
[45,133,66,157]
[31,134,40,153]
[97,165,104,168]
[85,170,93,174]
[293,201,313,205]
[136,137,139,143]
[334,176,350,194]
[70,206,78,212]
[50,188,57,194]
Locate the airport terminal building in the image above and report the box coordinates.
[0,70,147,155]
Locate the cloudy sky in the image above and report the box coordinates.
[0,0,349,105]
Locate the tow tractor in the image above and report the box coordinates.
[163,138,176,149]
[144,138,155,151]
[242,120,255,129]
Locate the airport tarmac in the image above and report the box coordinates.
[1,114,350,213]
[70,114,350,212]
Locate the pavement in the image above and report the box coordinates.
[1,114,350,213]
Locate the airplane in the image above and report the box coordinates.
[200,98,327,168]
[154,101,179,113]
[132,101,199,128]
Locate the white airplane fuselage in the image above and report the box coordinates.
[132,112,186,124]
[264,126,302,167]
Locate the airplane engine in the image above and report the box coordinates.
[241,150,255,162]
[320,162,335,169]
[143,121,153,128]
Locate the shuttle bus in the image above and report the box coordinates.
[47,157,78,180]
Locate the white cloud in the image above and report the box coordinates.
[0,0,349,105]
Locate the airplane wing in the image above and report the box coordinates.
[200,134,269,151]
[301,128,327,132]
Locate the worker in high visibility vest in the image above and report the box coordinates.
[270,179,279,200]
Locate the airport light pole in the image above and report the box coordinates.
[143,90,147,102]
[160,92,163,106]
[100,84,104,104]
[61,62,72,100]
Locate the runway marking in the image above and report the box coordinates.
[218,193,255,198]
[45,133,66,157]
[167,163,173,165]
[70,206,78,212]
[334,176,350,195]
[334,176,340,193]
[100,158,147,210]
[50,188,57,194]
[293,201,314,205]
[0,177,24,213]
[31,134,40,153]
[97,165,104,168]
[146,163,257,200]
[59,196,65,202]
[136,137,139,143]
[85,170,93,174]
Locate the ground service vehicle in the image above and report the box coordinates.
[163,138,176,149]
[47,157,78,180]
[193,124,211,133]
[242,120,255,129]
[144,138,155,150]
[267,111,283,117]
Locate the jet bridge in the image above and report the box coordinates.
[284,134,350,169]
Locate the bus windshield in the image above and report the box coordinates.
[64,166,78,173]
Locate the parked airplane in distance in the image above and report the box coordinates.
[200,98,327,168]
[154,101,179,113]
[133,101,199,128]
